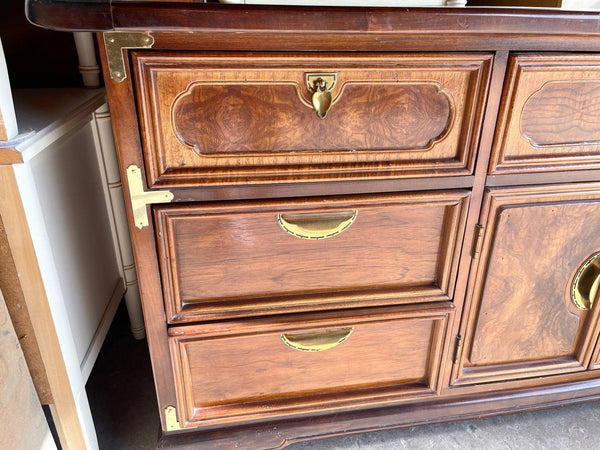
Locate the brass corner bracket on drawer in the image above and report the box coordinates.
[165,406,181,431]
[103,31,154,82]
[126,165,173,229]
[165,405,199,432]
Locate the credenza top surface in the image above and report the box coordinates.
[24,0,600,37]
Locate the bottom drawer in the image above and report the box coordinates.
[169,303,453,428]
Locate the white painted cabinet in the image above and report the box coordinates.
[0,86,144,449]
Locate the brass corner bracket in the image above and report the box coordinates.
[126,165,173,229]
[103,31,154,82]
[165,406,181,431]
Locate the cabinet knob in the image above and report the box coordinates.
[281,328,353,352]
[571,252,600,311]
[277,210,357,240]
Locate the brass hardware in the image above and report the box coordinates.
[453,335,464,364]
[571,252,600,311]
[165,406,181,431]
[472,225,485,258]
[126,165,174,229]
[281,327,353,352]
[306,73,337,119]
[277,210,357,240]
[103,32,154,82]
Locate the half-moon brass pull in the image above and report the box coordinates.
[306,73,337,119]
[277,210,358,240]
[281,328,353,352]
[571,252,600,310]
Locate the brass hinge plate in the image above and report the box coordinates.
[472,224,485,258]
[453,334,464,364]
[165,406,181,431]
[126,165,173,229]
[103,31,154,82]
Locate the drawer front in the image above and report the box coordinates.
[169,304,453,427]
[134,52,491,187]
[491,54,600,174]
[155,192,469,323]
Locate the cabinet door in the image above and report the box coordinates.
[453,184,600,385]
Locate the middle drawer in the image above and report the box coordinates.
[155,192,469,323]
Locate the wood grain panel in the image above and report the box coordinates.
[490,54,600,174]
[521,81,600,147]
[134,52,491,187]
[455,183,600,385]
[169,304,452,427]
[155,192,469,323]
[173,83,451,154]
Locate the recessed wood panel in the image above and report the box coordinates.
[155,192,469,323]
[134,52,491,187]
[173,83,451,154]
[455,184,600,385]
[490,54,600,174]
[169,304,452,427]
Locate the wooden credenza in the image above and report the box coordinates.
[26,2,600,448]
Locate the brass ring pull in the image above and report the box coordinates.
[571,252,600,310]
[281,328,354,352]
[277,210,358,240]
[306,73,337,119]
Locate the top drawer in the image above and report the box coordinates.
[491,54,600,175]
[133,52,491,188]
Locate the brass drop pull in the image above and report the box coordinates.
[306,73,337,119]
[277,210,357,240]
[281,328,353,352]
[571,252,600,310]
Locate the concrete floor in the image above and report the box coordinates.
[86,304,600,449]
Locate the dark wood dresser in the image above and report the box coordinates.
[27,2,600,448]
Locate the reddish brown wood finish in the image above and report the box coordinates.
[155,192,469,323]
[169,304,452,428]
[490,54,600,175]
[26,2,600,52]
[455,183,600,385]
[32,4,600,449]
[173,84,450,152]
[593,341,600,370]
[134,52,490,187]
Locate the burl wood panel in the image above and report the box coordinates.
[134,52,491,187]
[155,192,469,323]
[490,54,600,174]
[521,81,600,146]
[173,83,450,154]
[455,184,600,385]
[169,304,452,427]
